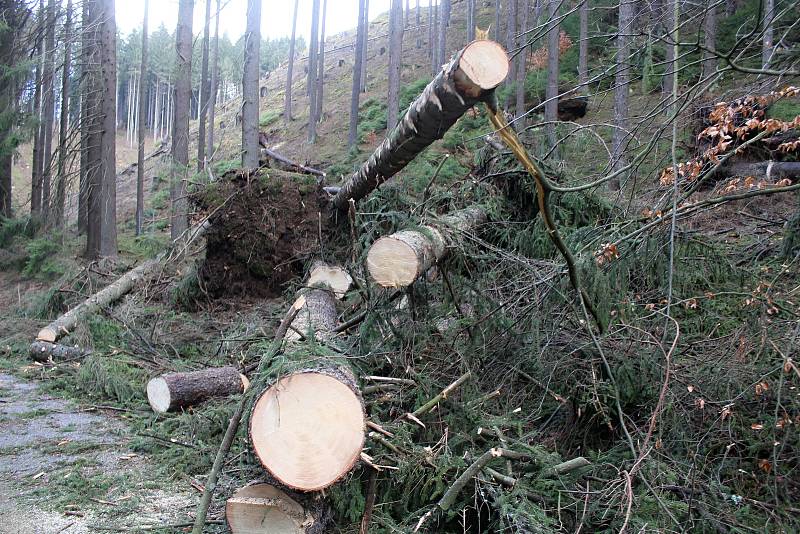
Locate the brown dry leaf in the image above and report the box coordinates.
[751,423,764,430]
[758,459,772,473]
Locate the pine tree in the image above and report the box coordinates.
[207,0,221,159]
[136,0,149,235]
[307,0,320,143]
[545,0,559,149]
[242,0,261,167]
[54,0,73,229]
[197,0,211,171]
[284,0,299,122]
[387,0,403,129]
[348,0,366,147]
[171,0,193,240]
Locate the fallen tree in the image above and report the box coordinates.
[331,40,509,209]
[146,366,250,414]
[366,207,487,287]
[248,264,365,491]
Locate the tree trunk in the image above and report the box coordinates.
[360,0,368,92]
[545,0,559,149]
[504,0,517,109]
[438,0,451,69]
[136,0,149,236]
[315,0,327,123]
[249,265,364,492]
[77,1,89,233]
[197,0,212,171]
[515,0,529,119]
[283,0,299,122]
[307,0,320,143]
[41,0,56,223]
[29,341,91,363]
[348,0,366,147]
[700,0,717,81]
[431,0,437,74]
[31,28,43,218]
[242,0,261,168]
[762,0,773,68]
[226,483,327,534]
[171,0,193,240]
[416,0,421,48]
[367,207,487,287]
[494,0,502,42]
[578,0,588,86]
[332,40,509,210]
[147,366,249,413]
[611,0,632,184]
[207,0,220,159]
[662,0,675,94]
[722,161,800,180]
[387,0,403,129]
[54,0,73,230]
[467,0,475,42]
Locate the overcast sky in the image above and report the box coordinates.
[116,0,412,43]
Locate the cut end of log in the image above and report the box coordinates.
[459,40,510,91]
[226,483,306,533]
[146,377,172,414]
[250,371,365,491]
[366,236,420,288]
[36,328,57,343]
[307,264,353,299]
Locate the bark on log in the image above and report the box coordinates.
[367,207,487,287]
[258,133,325,177]
[249,264,365,491]
[226,483,327,534]
[147,366,250,414]
[29,341,91,363]
[331,40,509,210]
[722,161,800,180]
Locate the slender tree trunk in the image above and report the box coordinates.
[207,0,220,159]
[611,0,632,187]
[307,0,320,143]
[348,0,366,147]
[700,0,717,81]
[284,0,299,122]
[467,0,475,42]
[662,0,675,94]
[55,0,73,230]
[416,0,421,48]
[494,0,502,42]
[387,0,404,129]
[315,0,327,123]
[578,0,588,86]
[360,0,368,92]
[762,0,773,68]
[545,0,559,149]
[197,0,211,171]
[171,0,194,240]
[438,0,450,69]
[136,0,149,236]
[41,0,56,223]
[515,0,529,119]
[242,0,261,167]
[78,0,89,234]
[430,0,437,74]
[405,0,409,28]
[504,0,517,108]
[31,3,44,218]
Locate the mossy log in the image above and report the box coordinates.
[366,207,487,287]
[146,366,250,414]
[249,264,365,491]
[226,483,329,534]
[331,40,509,210]
[29,341,91,363]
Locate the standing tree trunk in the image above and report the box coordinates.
[387,0,404,129]
[761,0,773,69]
[360,0,369,92]
[544,0,559,149]
[86,0,117,259]
[515,0,529,119]
[611,0,632,187]
[416,0,421,48]
[283,0,299,122]
[431,0,437,74]
[242,0,261,168]
[77,0,89,233]
[307,0,320,143]
[315,0,327,124]
[504,0,517,108]
[54,0,73,230]
[578,0,588,86]
[466,0,475,42]
[348,0,366,148]
[494,0,502,42]
[206,0,220,160]
[701,0,717,81]
[136,0,149,236]
[428,0,434,63]
[405,0,409,28]
[31,33,43,218]
[197,0,211,171]
[40,0,56,224]
[171,0,193,240]
[438,0,451,69]
[662,0,675,94]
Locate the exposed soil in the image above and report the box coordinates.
[194,169,328,299]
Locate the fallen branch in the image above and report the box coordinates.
[258,133,326,177]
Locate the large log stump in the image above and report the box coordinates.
[146,366,250,414]
[367,207,487,287]
[249,265,365,491]
[332,40,509,209]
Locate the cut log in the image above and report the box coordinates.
[29,341,91,363]
[147,366,250,414]
[367,207,487,287]
[226,483,311,534]
[722,161,800,180]
[249,264,365,491]
[306,263,352,299]
[331,40,509,209]
[258,133,325,177]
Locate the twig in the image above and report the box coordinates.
[409,371,472,418]
[359,468,378,534]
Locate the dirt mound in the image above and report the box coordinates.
[193,170,326,299]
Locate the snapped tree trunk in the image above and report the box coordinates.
[171,0,193,240]
[332,40,509,210]
[136,0,149,236]
[147,366,249,413]
[366,207,487,287]
[284,0,299,122]
[242,0,261,169]
[248,264,364,491]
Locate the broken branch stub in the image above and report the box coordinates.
[332,40,509,209]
